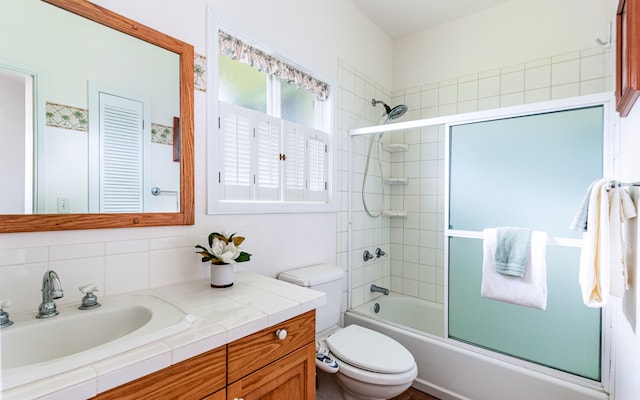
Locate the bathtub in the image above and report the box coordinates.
[351,293,444,336]
[345,294,608,400]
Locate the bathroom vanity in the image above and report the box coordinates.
[92,311,316,400]
[1,272,324,400]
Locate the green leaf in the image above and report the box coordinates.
[236,251,251,263]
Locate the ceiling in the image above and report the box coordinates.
[349,0,512,39]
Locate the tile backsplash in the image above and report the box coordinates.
[0,235,206,315]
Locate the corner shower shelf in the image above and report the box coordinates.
[382,210,408,218]
[382,143,409,152]
[384,177,408,185]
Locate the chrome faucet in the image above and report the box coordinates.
[370,284,389,295]
[37,270,64,319]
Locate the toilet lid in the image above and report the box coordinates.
[325,325,415,374]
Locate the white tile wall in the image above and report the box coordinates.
[0,236,207,315]
[337,60,394,308]
[343,44,614,307]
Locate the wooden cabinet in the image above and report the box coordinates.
[203,388,226,400]
[227,310,316,400]
[91,310,315,400]
[227,345,315,400]
[93,346,226,400]
[228,309,315,383]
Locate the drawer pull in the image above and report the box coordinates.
[275,328,287,340]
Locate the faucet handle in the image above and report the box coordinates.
[78,284,100,310]
[79,284,99,295]
[0,299,14,328]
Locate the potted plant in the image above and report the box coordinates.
[195,232,251,287]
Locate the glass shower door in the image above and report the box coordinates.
[447,105,604,381]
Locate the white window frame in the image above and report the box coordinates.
[207,9,336,214]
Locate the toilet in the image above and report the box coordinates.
[278,264,418,400]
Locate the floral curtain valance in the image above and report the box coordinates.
[218,30,329,101]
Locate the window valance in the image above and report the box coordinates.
[218,30,329,101]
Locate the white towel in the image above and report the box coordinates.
[610,187,637,295]
[579,180,637,307]
[578,179,610,307]
[481,228,548,310]
[569,179,598,232]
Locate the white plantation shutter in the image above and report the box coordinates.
[219,102,252,200]
[307,132,327,202]
[216,102,330,206]
[99,93,144,212]
[255,115,281,200]
[283,121,306,201]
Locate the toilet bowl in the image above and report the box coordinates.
[321,324,417,400]
[278,264,418,400]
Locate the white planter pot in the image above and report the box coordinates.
[210,263,234,288]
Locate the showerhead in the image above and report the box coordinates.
[387,104,408,120]
[371,98,408,121]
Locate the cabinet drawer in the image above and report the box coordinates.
[227,310,315,383]
[92,346,226,400]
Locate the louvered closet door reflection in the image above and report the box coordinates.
[98,93,145,213]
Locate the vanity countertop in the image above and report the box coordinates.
[1,271,325,400]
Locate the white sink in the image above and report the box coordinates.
[1,293,194,389]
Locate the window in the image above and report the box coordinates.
[218,55,267,113]
[217,102,328,204]
[209,26,333,213]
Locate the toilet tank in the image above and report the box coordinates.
[278,264,345,333]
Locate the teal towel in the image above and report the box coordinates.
[495,227,532,277]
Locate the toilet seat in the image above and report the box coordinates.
[325,325,417,384]
[333,355,418,385]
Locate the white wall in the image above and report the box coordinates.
[0,73,26,213]
[393,0,612,89]
[91,0,394,90]
[0,0,391,318]
[614,94,640,400]
[1,0,179,117]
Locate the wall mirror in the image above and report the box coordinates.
[0,0,194,232]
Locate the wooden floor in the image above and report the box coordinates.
[390,387,440,400]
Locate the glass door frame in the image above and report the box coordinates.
[348,92,616,393]
[443,92,616,393]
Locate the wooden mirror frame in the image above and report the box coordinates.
[0,0,194,233]
[616,0,640,117]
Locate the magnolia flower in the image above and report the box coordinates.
[196,231,252,265]
[210,237,241,264]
